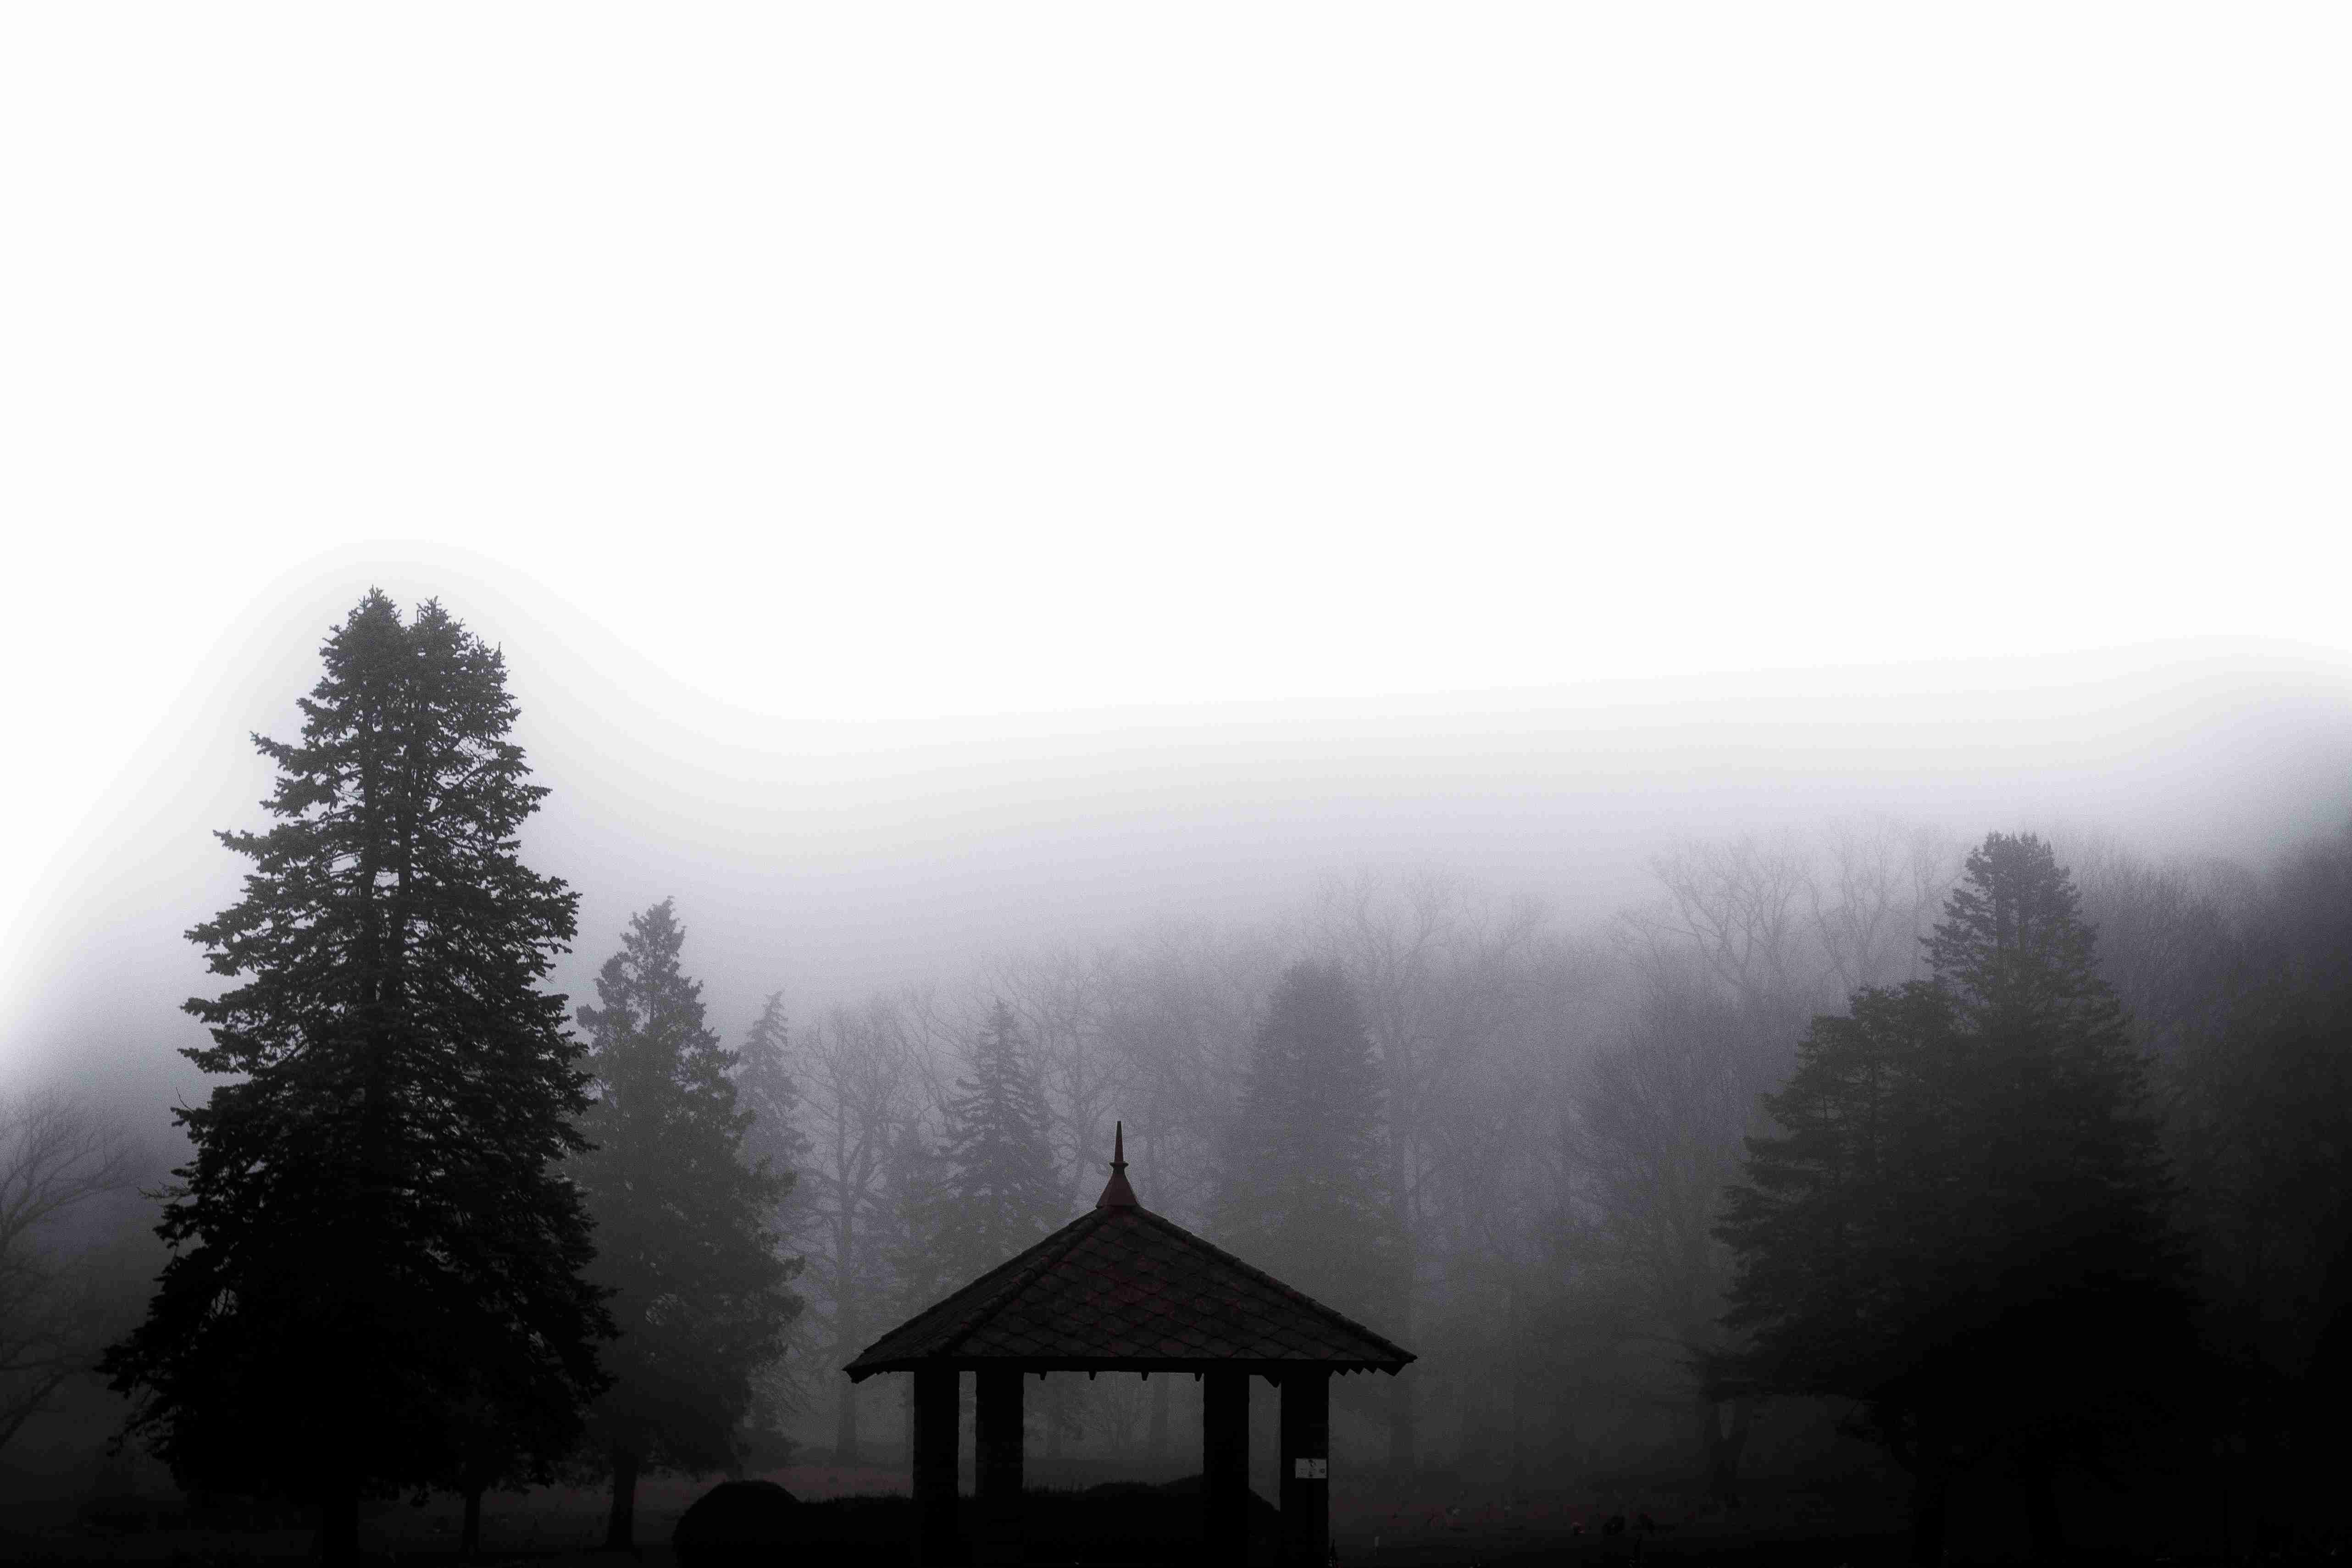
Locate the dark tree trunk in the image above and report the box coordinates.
[460,1486,483,1560]
[316,1483,360,1567]
[605,1446,639,1551]
[1909,1445,1950,1568]
[1702,1396,1753,1506]
[2018,1456,2066,1563]
[834,1363,860,1464]
[1387,1371,1415,1477]
[1509,1351,1528,1491]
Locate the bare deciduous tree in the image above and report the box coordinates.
[2058,830,2252,1059]
[1569,818,1958,1499]
[1305,869,1558,1473]
[1097,917,1286,1228]
[2,1086,135,1455]
[1626,835,1819,1017]
[981,943,1129,1212]
[1809,816,1959,995]
[790,997,917,1463]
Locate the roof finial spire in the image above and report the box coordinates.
[1096,1119,1138,1210]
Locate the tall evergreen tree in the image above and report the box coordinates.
[732,990,812,1450]
[1214,961,1398,1324]
[737,992,814,1236]
[939,1002,1064,1281]
[1717,833,2202,1564]
[878,1116,956,1319]
[100,592,611,1564]
[572,901,800,1548]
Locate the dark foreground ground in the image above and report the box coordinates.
[0,1463,2331,1565]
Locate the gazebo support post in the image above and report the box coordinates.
[911,1365,959,1568]
[849,1132,1414,1568]
[974,1366,1025,1565]
[1279,1369,1330,1567]
[1203,1369,1249,1561]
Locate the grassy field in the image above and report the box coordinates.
[3,1461,2305,1564]
[0,1463,1922,1567]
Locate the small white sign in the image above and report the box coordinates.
[1293,1458,1328,1479]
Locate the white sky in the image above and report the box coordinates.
[4,8,2350,1009]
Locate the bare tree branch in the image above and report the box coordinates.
[1,1086,135,1458]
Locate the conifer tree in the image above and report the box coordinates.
[878,1117,956,1318]
[1717,832,2202,1563]
[572,902,800,1548]
[737,992,814,1237]
[100,592,610,1564]
[1215,961,1398,1323]
[939,1001,1063,1280]
[732,990,812,1449]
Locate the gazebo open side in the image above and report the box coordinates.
[844,1125,1415,1565]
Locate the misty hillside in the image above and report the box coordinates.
[8,585,2349,1117]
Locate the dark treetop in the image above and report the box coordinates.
[1213,961,1401,1330]
[938,1000,1064,1285]
[1714,832,2204,1556]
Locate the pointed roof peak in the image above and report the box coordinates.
[1095,1119,1138,1210]
[843,1183,1417,1380]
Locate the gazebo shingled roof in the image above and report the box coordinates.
[844,1180,1412,1377]
[844,1124,1410,1566]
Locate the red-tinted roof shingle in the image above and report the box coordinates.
[844,1203,1414,1380]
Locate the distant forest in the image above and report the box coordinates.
[7,593,2348,1564]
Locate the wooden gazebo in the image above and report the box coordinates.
[845,1125,1415,1565]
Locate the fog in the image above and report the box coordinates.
[7,10,2352,1562]
[11,574,2352,1561]
[9,549,2350,1119]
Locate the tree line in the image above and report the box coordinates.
[11,592,2342,1564]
